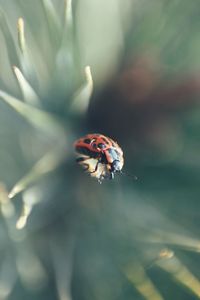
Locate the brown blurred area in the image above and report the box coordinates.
[88,56,200,161]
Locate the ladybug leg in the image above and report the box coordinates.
[90,159,100,174]
[98,173,105,184]
[109,172,114,180]
[98,177,102,184]
[89,159,105,183]
[83,163,89,171]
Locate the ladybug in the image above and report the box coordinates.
[74,133,124,183]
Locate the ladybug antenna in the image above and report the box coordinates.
[120,170,138,180]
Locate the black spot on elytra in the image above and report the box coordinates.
[98,143,106,149]
[92,143,97,149]
[84,138,91,144]
[102,137,109,144]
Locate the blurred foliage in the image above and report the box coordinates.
[0,0,200,300]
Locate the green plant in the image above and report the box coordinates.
[0,1,200,300]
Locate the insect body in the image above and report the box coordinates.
[74,133,124,183]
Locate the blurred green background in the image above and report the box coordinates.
[0,0,200,299]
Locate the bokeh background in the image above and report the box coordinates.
[0,0,200,299]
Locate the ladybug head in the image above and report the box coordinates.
[111,159,122,173]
